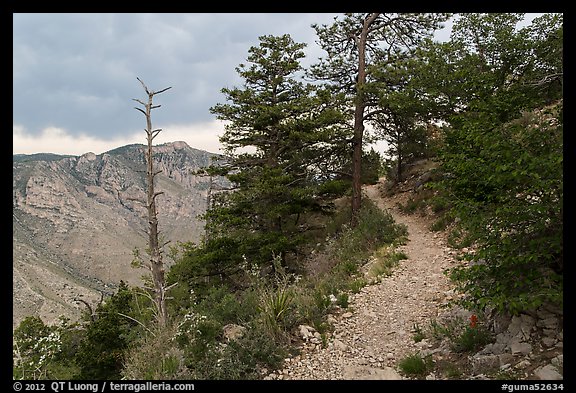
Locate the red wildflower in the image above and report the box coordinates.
[469,314,478,329]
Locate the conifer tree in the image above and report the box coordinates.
[309,13,450,225]
[208,34,349,271]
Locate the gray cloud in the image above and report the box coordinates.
[13,13,338,143]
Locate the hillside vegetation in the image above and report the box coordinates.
[13,13,562,380]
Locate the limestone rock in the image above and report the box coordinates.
[343,365,403,380]
[471,354,500,374]
[551,355,563,368]
[510,342,532,356]
[534,364,562,380]
[498,353,515,367]
[542,337,557,348]
[298,325,315,339]
[333,339,348,352]
[222,324,246,342]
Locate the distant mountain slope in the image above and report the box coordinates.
[13,141,227,329]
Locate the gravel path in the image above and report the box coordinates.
[272,181,459,380]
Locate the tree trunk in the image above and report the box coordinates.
[396,149,403,184]
[351,13,380,227]
[396,130,403,184]
[134,78,172,328]
[145,125,166,328]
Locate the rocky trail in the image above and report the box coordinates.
[269,179,459,380]
[266,178,563,381]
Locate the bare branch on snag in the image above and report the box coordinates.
[136,77,150,95]
[151,130,162,140]
[154,86,172,95]
[134,107,147,116]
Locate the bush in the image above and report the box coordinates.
[336,293,349,308]
[195,285,258,325]
[398,353,434,378]
[347,278,367,294]
[430,213,454,232]
[122,324,186,380]
[452,112,563,314]
[412,323,425,343]
[428,314,493,353]
[13,316,60,380]
[177,317,289,380]
[368,247,408,279]
[75,282,143,380]
[452,326,492,353]
[433,14,563,315]
[400,197,421,214]
[207,322,289,379]
[332,199,407,267]
[430,195,450,213]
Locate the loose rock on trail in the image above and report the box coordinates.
[269,179,459,380]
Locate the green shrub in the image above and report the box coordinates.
[337,259,359,275]
[429,319,453,341]
[428,314,493,354]
[400,198,420,213]
[179,319,289,380]
[122,324,186,380]
[446,227,473,249]
[368,248,408,279]
[195,285,258,325]
[440,97,562,314]
[398,353,434,378]
[75,282,143,380]
[347,278,367,293]
[430,195,450,213]
[209,322,289,379]
[452,326,492,353]
[312,288,334,315]
[336,293,349,308]
[412,323,425,343]
[330,202,407,269]
[13,316,60,380]
[430,213,454,232]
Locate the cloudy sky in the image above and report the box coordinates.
[13,13,472,156]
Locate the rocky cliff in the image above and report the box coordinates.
[13,141,226,328]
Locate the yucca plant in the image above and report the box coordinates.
[259,285,293,335]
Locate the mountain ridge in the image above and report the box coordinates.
[13,141,226,328]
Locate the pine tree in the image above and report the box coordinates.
[309,13,450,225]
[208,34,349,271]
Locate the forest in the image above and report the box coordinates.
[13,13,562,380]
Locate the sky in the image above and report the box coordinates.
[13,13,450,156]
[12,13,538,156]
